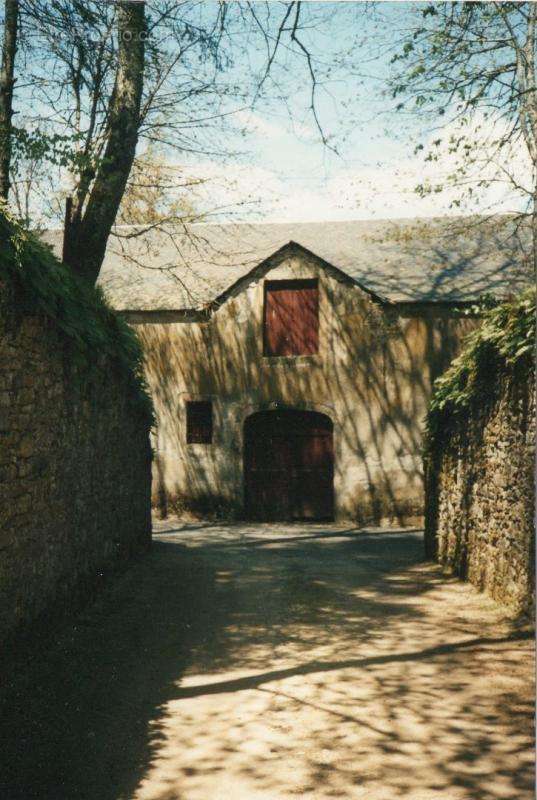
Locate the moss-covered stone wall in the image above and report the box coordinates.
[425,357,535,612]
[0,215,152,641]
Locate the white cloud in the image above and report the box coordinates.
[163,112,534,223]
[233,108,319,145]
[232,110,290,142]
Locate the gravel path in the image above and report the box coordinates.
[1,521,534,800]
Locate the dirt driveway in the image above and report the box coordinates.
[1,522,534,800]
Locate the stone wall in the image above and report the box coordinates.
[424,362,535,612]
[0,279,152,642]
[126,246,473,525]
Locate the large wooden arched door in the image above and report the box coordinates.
[244,409,334,521]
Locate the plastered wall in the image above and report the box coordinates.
[128,249,471,524]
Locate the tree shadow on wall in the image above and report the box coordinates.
[139,253,478,525]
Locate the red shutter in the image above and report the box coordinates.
[264,280,319,356]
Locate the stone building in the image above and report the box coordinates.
[44,216,531,524]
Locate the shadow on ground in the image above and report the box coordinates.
[0,523,534,800]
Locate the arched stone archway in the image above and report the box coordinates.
[243,409,334,521]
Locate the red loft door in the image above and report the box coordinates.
[264,280,319,356]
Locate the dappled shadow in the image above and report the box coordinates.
[136,245,477,525]
[87,215,533,310]
[157,522,422,550]
[172,630,533,700]
[0,543,216,800]
[142,525,534,800]
[0,525,534,800]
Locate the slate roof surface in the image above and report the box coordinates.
[41,215,533,311]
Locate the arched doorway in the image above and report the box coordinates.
[244,409,334,521]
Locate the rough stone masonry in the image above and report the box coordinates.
[0,278,152,642]
[425,361,535,613]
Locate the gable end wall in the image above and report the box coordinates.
[126,250,473,523]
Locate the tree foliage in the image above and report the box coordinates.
[3,0,343,282]
[389,2,536,218]
[427,289,536,438]
[117,148,200,229]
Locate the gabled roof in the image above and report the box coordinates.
[40,215,532,311]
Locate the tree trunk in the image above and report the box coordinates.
[64,1,145,284]
[0,0,18,202]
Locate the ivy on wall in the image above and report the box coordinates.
[0,209,153,423]
[426,289,536,439]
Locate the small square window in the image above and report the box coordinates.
[186,400,213,444]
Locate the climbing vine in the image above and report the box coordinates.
[426,290,535,439]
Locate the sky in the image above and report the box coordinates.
[183,109,530,223]
[7,0,531,226]
[172,2,530,224]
